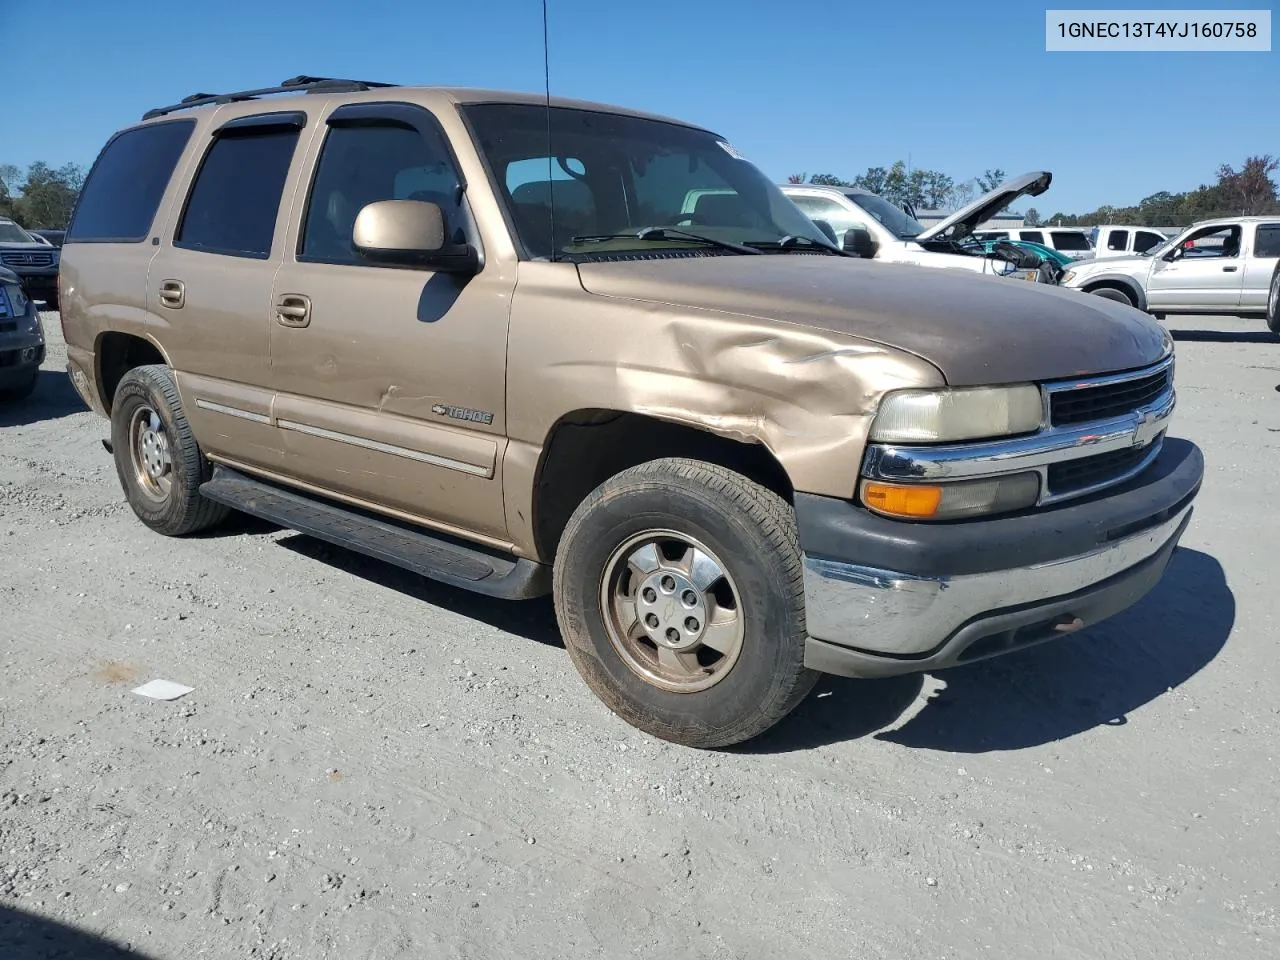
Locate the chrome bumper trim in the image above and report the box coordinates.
[863,387,1174,505]
[801,503,1192,657]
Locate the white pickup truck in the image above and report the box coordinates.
[1059,216,1280,333]
[779,172,1056,282]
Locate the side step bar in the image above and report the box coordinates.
[199,465,551,600]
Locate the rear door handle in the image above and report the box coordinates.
[275,294,311,328]
[159,279,185,309]
[1223,265,1238,272]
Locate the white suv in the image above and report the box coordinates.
[1059,216,1280,329]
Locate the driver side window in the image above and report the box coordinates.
[1178,225,1242,260]
[300,121,464,265]
[789,195,867,241]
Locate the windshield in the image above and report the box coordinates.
[462,104,829,260]
[0,222,35,243]
[843,192,925,240]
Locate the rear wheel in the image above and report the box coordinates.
[1087,285,1136,308]
[110,364,228,536]
[553,458,817,749]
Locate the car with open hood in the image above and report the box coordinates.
[59,76,1203,747]
[781,172,1058,281]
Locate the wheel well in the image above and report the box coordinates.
[97,332,165,413]
[1082,279,1140,307]
[533,410,794,562]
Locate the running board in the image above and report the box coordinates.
[199,465,550,600]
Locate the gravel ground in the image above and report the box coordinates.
[1,310,1277,960]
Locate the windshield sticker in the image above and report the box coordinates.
[716,141,747,161]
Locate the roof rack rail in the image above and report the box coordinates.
[143,75,398,120]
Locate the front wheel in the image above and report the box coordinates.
[1087,286,1136,308]
[110,364,229,536]
[553,458,817,749]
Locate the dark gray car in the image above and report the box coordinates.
[0,217,60,309]
[0,265,45,399]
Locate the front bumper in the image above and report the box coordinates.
[0,339,44,388]
[798,437,1203,678]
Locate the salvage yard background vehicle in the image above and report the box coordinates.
[972,226,1096,261]
[0,216,60,310]
[59,76,1203,748]
[1060,216,1280,329]
[780,173,1058,282]
[0,265,45,401]
[1090,224,1170,258]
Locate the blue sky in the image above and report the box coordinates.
[4,0,1276,213]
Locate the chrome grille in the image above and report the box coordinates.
[0,251,55,267]
[1047,438,1162,498]
[1048,363,1172,427]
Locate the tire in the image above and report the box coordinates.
[1087,286,1135,308]
[110,364,228,536]
[553,458,818,749]
[1267,264,1280,335]
[0,369,37,402]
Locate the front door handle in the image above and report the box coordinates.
[159,279,185,309]
[275,294,311,328]
[1222,265,1238,272]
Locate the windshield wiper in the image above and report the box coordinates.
[747,235,854,257]
[570,227,761,255]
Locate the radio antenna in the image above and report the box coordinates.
[542,0,555,260]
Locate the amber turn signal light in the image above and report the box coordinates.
[861,481,943,519]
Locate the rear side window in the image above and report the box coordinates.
[1253,224,1280,258]
[1107,229,1129,251]
[1051,231,1091,251]
[1134,231,1165,253]
[176,128,300,259]
[66,120,195,243]
[1021,230,1044,244]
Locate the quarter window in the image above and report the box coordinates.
[1051,231,1091,252]
[176,127,300,258]
[66,120,195,243]
[300,122,464,265]
[1134,231,1165,253]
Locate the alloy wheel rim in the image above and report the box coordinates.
[600,530,745,693]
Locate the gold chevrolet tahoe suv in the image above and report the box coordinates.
[60,76,1204,748]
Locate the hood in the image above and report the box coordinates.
[917,171,1052,242]
[1067,253,1153,276]
[575,255,1168,386]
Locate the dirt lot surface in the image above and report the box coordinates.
[2,311,1277,959]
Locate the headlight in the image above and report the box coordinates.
[868,384,1043,443]
[4,283,29,315]
[1061,269,1077,284]
[861,473,1040,521]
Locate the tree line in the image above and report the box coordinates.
[0,162,87,230]
[788,155,1279,228]
[788,164,1008,212]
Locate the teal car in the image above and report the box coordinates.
[968,238,1074,269]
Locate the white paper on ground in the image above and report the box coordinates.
[132,679,195,701]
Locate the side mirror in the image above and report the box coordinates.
[812,219,839,244]
[353,200,478,274]
[842,226,878,258]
